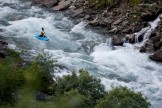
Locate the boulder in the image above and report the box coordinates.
[141,11,154,21]
[32,0,59,7]
[109,27,118,34]
[0,51,5,58]
[84,15,91,20]
[53,0,71,11]
[36,92,51,101]
[111,35,124,46]
[126,34,135,43]
[141,7,162,22]
[149,32,157,39]
[112,17,124,25]
[122,26,133,34]
[71,8,83,17]
[133,25,143,32]
[0,41,8,46]
[149,50,162,62]
[150,35,161,43]
[140,46,146,53]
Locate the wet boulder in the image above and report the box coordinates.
[126,34,135,43]
[0,40,8,50]
[140,46,146,53]
[111,35,124,46]
[53,0,71,11]
[141,6,162,22]
[150,35,161,43]
[32,0,59,7]
[71,8,84,17]
[149,50,162,62]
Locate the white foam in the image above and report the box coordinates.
[53,67,71,78]
[0,0,19,4]
[91,43,162,106]
[135,14,162,41]
[7,43,17,49]
[0,6,16,19]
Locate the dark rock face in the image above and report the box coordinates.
[111,36,124,46]
[149,50,162,62]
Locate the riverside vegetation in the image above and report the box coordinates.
[0,47,150,108]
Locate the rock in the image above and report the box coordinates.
[89,19,99,26]
[149,32,157,39]
[142,40,154,52]
[53,0,71,11]
[109,27,118,34]
[141,6,162,22]
[138,34,144,42]
[126,34,135,43]
[36,92,51,101]
[122,26,133,34]
[133,25,143,32]
[84,15,91,20]
[149,50,162,62]
[111,35,124,46]
[141,11,154,21]
[112,17,124,25]
[0,51,5,58]
[140,46,146,53]
[150,35,161,43]
[71,8,83,17]
[0,40,8,46]
[33,0,59,7]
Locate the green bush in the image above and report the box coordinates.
[52,70,106,106]
[54,89,91,108]
[96,86,150,108]
[0,48,24,104]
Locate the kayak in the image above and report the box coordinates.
[35,34,49,41]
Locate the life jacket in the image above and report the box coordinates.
[40,31,44,36]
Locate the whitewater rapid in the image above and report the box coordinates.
[0,0,162,107]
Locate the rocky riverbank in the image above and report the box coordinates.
[32,0,162,62]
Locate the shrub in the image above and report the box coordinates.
[0,56,24,104]
[53,70,106,106]
[96,86,150,108]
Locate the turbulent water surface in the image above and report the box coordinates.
[0,0,162,107]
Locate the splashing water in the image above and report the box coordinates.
[134,14,162,43]
[0,0,162,107]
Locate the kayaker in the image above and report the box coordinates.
[40,27,45,37]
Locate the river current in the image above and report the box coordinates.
[0,0,162,107]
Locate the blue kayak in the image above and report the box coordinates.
[35,34,49,41]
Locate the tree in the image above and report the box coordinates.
[52,70,106,106]
[96,86,150,108]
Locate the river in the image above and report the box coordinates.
[0,0,162,107]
